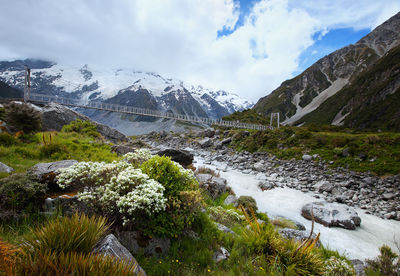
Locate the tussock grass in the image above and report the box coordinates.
[19,251,143,276]
[22,213,109,255]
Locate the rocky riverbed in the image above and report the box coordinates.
[136,129,400,221]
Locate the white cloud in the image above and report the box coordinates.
[0,0,398,101]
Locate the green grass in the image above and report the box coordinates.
[0,131,118,174]
[223,126,400,175]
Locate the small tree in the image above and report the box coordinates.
[5,102,42,133]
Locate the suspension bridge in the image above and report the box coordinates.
[22,68,273,131]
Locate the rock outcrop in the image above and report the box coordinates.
[156,148,193,167]
[40,103,127,143]
[301,202,361,230]
[0,162,14,173]
[94,234,146,276]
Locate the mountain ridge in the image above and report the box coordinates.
[253,11,400,130]
[0,60,253,121]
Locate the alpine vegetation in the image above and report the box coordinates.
[56,151,202,237]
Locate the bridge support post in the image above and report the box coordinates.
[270,112,280,129]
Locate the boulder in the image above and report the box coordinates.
[258,181,275,191]
[279,228,321,247]
[41,103,127,143]
[224,195,238,206]
[30,160,78,190]
[214,222,236,235]
[157,148,194,167]
[301,202,361,230]
[116,231,170,257]
[198,137,213,148]
[350,259,366,276]
[221,137,232,145]
[302,154,313,161]
[93,234,146,276]
[196,174,228,199]
[43,194,89,216]
[313,180,334,193]
[201,128,216,138]
[0,162,14,174]
[111,145,136,156]
[253,162,265,172]
[213,247,230,263]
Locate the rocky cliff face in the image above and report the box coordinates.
[253,12,400,128]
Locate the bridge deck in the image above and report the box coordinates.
[27,93,270,131]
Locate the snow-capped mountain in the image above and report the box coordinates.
[0,60,253,121]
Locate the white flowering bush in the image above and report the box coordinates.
[57,161,130,189]
[56,152,202,237]
[324,257,356,276]
[123,148,153,167]
[56,160,166,226]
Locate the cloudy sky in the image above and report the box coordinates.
[0,0,399,101]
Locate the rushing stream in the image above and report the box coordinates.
[194,156,400,261]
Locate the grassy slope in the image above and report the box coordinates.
[222,126,400,175]
[296,44,400,131]
[0,131,118,174]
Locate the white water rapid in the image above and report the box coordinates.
[194,157,400,261]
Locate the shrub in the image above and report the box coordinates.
[0,133,19,146]
[123,148,153,168]
[365,245,400,276]
[4,102,42,133]
[141,155,198,198]
[271,217,297,229]
[19,251,143,276]
[236,195,258,212]
[141,156,202,237]
[0,173,46,213]
[57,161,167,226]
[22,213,109,255]
[207,206,244,226]
[324,256,356,276]
[62,119,100,138]
[57,155,202,238]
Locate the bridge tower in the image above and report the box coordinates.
[23,66,31,102]
[270,112,280,128]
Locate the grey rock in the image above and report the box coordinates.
[382,193,396,200]
[301,202,361,230]
[214,222,236,235]
[43,194,89,215]
[0,162,14,174]
[41,103,127,143]
[116,231,170,257]
[157,148,193,167]
[253,161,265,172]
[221,137,232,145]
[94,234,146,275]
[30,160,78,189]
[302,154,313,161]
[224,195,238,206]
[201,128,216,138]
[314,180,334,193]
[213,247,230,263]
[111,145,136,156]
[258,181,275,191]
[279,228,321,247]
[350,259,366,276]
[196,173,228,199]
[198,137,213,148]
